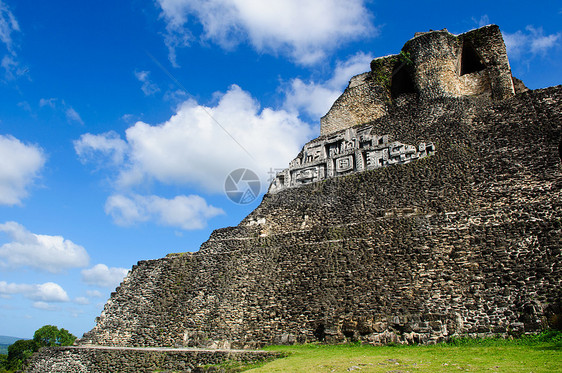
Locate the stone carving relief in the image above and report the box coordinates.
[335,155,354,173]
[269,126,434,193]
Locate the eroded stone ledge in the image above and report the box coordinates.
[24,346,280,373]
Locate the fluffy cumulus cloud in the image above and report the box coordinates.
[75,131,128,166]
[0,135,45,206]
[157,0,375,65]
[77,85,314,193]
[76,85,314,229]
[503,25,561,60]
[283,52,373,119]
[105,193,224,230]
[81,264,129,288]
[0,281,70,302]
[0,221,90,272]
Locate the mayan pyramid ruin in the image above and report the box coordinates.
[25,24,562,372]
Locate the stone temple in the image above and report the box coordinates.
[270,25,516,192]
[25,25,562,372]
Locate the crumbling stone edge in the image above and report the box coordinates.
[22,345,283,373]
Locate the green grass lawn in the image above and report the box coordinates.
[242,333,562,373]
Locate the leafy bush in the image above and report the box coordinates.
[0,325,77,372]
[33,325,76,347]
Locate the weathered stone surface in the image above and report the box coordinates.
[320,25,516,136]
[23,346,279,373]
[268,127,435,193]
[78,86,562,349]
[28,24,562,372]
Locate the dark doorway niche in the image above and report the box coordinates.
[314,324,326,341]
[342,328,355,339]
[460,42,486,75]
[390,65,416,99]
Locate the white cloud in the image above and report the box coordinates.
[0,0,19,52]
[1,54,26,79]
[74,296,90,305]
[39,98,84,125]
[528,28,561,55]
[135,70,160,96]
[0,281,69,302]
[283,78,341,121]
[39,97,57,108]
[0,1,27,80]
[76,84,314,193]
[86,290,103,298]
[32,282,70,302]
[283,52,373,119]
[503,25,561,60]
[105,194,145,225]
[81,264,129,288]
[105,193,224,230]
[472,15,490,28]
[0,282,33,298]
[121,114,136,123]
[163,89,188,103]
[74,131,128,166]
[33,301,57,310]
[0,221,90,273]
[18,101,32,113]
[503,31,530,60]
[0,135,45,206]
[66,107,84,125]
[157,0,375,65]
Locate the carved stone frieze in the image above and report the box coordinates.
[269,126,434,193]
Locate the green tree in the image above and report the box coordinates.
[32,325,58,347]
[33,325,76,347]
[1,325,76,371]
[6,339,38,371]
[0,354,8,372]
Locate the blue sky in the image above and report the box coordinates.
[0,0,560,339]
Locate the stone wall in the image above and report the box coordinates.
[78,86,562,349]
[404,25,514,101]
[24,346,279,373]
[320,72,388,136]
[320,25,516,136]
[460,25,515,100]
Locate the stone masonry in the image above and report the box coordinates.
[23,346,279,373]
[25,24,562,371]
[320,25,515,135]
[76,85,562,349]
[269,126,435,193]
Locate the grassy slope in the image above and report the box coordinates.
[243,336,562,373]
